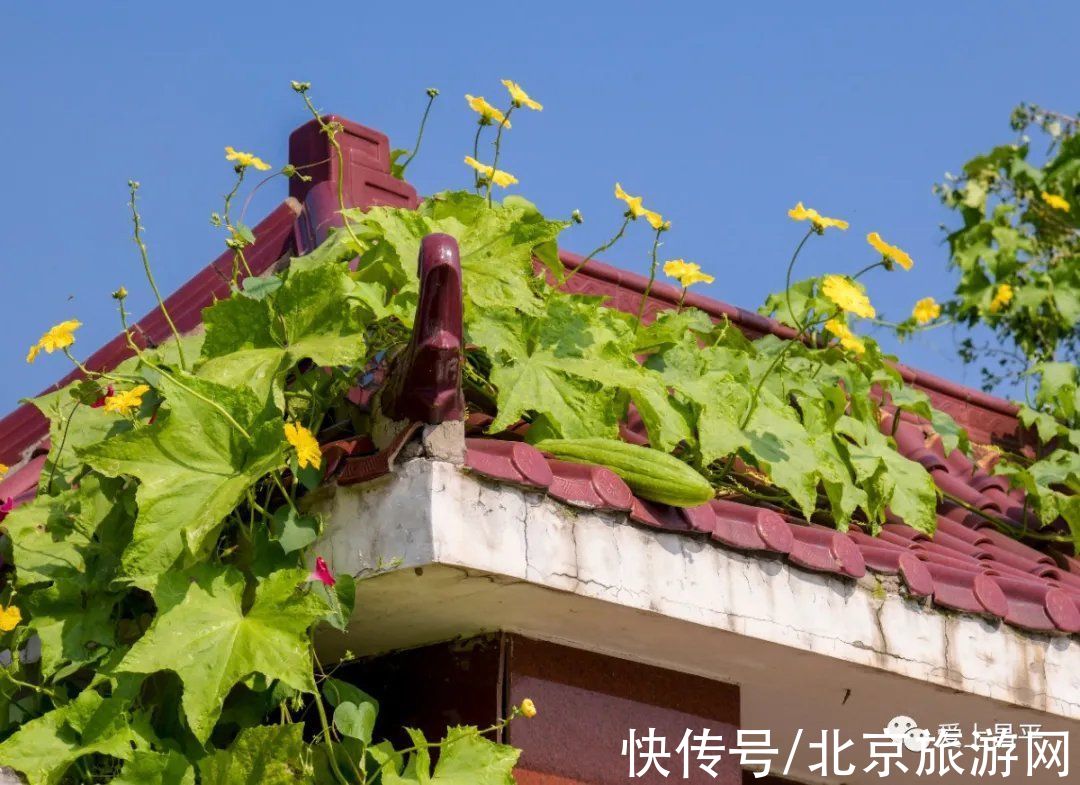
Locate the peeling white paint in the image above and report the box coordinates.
[313,459,1080,783]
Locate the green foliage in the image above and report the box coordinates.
[380,726,520,785]
[934,104,1080,548]
[199,724,311,784]
[80,371,286,591]
[118,566,324,742]
[9,91,1073,783]
[936,104,1080,387]
[0,189,528,783]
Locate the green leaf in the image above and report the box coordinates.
[634,308,715,355]
[0,689,139,785]
[397,725,520,785]
[241,274,284,300]
[359,191,567,319]
[270,505,321,554]
[79,372,285,590]
[273,264,369,366]
[114,751,194,785]
[889,387,970,456]
[30,385,131,489]
[197,347,289,410]
[390,147,409,180]
[118,566,325,742]
[333,700,377,744]
[4,474,131,591]
[201,263,369,368]
[23,581,118,677]
[323,677,378,711]
[312,573,356,632]
[199,723,313,784]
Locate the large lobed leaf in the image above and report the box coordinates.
[79,371,285,590]
[118,566,326,743]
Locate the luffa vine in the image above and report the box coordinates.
[0,82,1076,784]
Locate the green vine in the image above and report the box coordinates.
[1,83,1076,784]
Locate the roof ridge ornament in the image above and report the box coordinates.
[381,233,465,425]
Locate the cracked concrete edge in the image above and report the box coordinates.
[316,459,1080,720]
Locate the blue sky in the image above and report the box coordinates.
[2,2,1077,410]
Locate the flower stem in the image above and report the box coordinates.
[45,399,81,494]
[471,122,486,193]
[397,90,439,176]
[311,654,350,785]
[635,227,665,329]
[487,106,515,206]
[128,181,187,370]
[563,216,632,285]
[851,260,885,281]
[297,91,363,250]
[783,228,814,333]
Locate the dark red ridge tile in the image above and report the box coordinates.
[971,472,1010,494]
[980,544,1054,574]
[465,412,494,435]
[1045,588,1080,633]
[977,527,1056,565]
[683,499,794,554]
[931,468,1002,512]
[1042,568,1080,592]
[982,570,1080,633]
[619,405,650,446]
[981,559,1049,582]
[927,530,988,560]
[915,539,984,567]
[544,458,633,512]
[899,553,936,597]
[786,522,866,578]
[846,530,921,581]
[920,561,1008,618]
[935,517,991,546]
[916,550,989,575]
[337,422,421,487]
[1055,552,1080,576]
[944,447,976,475]
[0,454,47,512]
[466,438,552,490]
[879,525,926,549]
[320,437,370,477]
[908,448,948,472]
[630,497,693,532]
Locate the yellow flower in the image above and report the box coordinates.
[465,95,510,127]
[614,183,647,218]
[224,146,271,171]
[643,209,667,231]
[989,283,1014,313]
[0,604,21,632]
[27,319,82,364]
[824,318,866,355]
[1040,191,1070,212]
[520,698,537,719]
[911,297,941,324]
[463,156,518,188]
[103,384,150,416]
[788,202,849,232]
[663,259,714,288]
[285,422,322,470]
[866,232,913,271]
[0,464,8,478]
[821,275,875,319]
[501,79,542,111]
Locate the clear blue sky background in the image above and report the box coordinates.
[2,2,1077,411]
